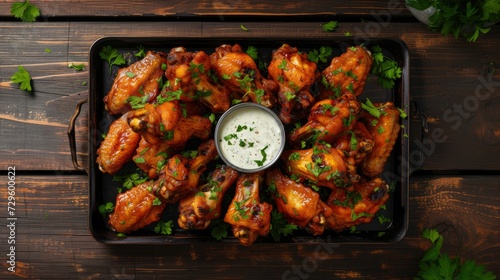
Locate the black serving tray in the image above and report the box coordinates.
[88,37,410,244]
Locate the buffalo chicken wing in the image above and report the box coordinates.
[104,51,168,115]
[224,172,272,246]
[178,166,239,230]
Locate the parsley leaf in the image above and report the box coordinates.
[99,45,126,73]
[322,21,338,32]
[245,46,259,61]
[270,209,297,242]
[68,63,85,71]
[11,0,40,22]
[98,202,114,216]
[210,219,230,240]
[308,46,333,63]
[11,65,33,92]
[154,220,174,235]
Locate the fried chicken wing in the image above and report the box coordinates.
[104,51,168,115]
[281,143,348,189]
[268,44,318,124]
[96,112,141,175]
[360,102,401,178]
[127,102,212,147]
[156,139,218,203]
[224,172,272,246]
[326,178,389,231]
[108,180,166,233]
[210,44,278,107]
[289,93,362,146]
[266,168,332,235]
[178,166,239,230]
[164,47,231,113]
[318,46,373,100]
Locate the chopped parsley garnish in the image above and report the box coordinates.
[98,202,114,216]
[270,209,297,242]
[10,65,33,92]
[11,0,40,22]
[308,46,333,63]
[370,45,402,90]
[254,145,269,167]
[321,21,338,32]
[154,220,174,235]
[99,45,126,73]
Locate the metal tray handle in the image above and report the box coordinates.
[67,98,88,173]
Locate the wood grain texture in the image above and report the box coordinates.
[0,0,413,18]
[0,174,497,279]
[1,21,499,171]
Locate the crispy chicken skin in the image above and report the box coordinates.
[281,143,348,189]
[360,102,401,178]
[318,46,373,100]
[332,121,375,183]
[156,139,218,204]
[96,112,141,175]
[210,44,278,108]
[104,51,168,115]
[289,93,361,146]
[133,137,172,179]
[108,180,166,234]
[178,166,239,230]
[326,178,389,231]
[266,168,332,235]
[164,47,231,113]
[127,102,212,147]
[268,44,318,124]
[224,172,272,246]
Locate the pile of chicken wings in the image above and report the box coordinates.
[96,43,401,246]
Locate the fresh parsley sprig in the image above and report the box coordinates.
[270,209,297,242]
[99,45,126,73]
[416,228,496,279]
[154,220,174,235]
[370,45,402,90]
[406,0,500,42]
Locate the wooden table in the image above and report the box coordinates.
[0,1,498,279]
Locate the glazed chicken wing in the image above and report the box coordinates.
[289,93,362,146]
[96,112,141,175]
[108,180,166,233]
[178,165,239,230]
[210,44,278,108]
[360,102,401,178]
[268,44,318,124]
[127,102,212,147]
[266,168,332,235]
[326,178,389,231]
[164,47,231,113]
[104,51,168,115]
[318,46,373,100]
[156,139,218,203]
[224,172,272,246]
[281,143,348,189]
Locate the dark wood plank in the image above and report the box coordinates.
[0,174,497,279]
[1,21,499,172]
[0,0,413,18]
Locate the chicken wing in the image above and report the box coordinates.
[326,177,389,231]
[133,137,172,179]
[360,102,401,178]
[127,101,212,147]
[178,165,239,230]
[104,51,168,115]
[224,172,272,246]
[266,168,332,235]
[318,46,373,100]
[268,44,318,124]
[281,143,348,189]
[164,47,231,113]
[210,44,278,107]
[289,93,361,146]
[96,112,141,175]
[156,139,218,203]
[108,180,167,233]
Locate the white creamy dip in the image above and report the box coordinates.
[216,104,284,171]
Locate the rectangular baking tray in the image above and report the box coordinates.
[88,37,410,244]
